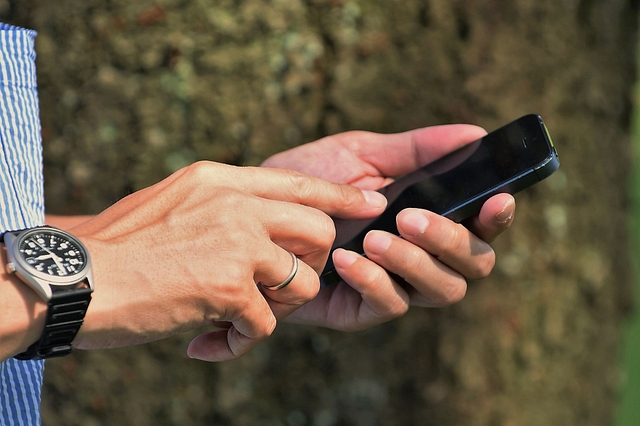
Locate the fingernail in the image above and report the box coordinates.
[495,199,515,223]
[399,209,429,236]
[363,190,388,209]
[333,248,359,269]
[365,231,392,255]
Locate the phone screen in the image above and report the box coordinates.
[322,114,558,284]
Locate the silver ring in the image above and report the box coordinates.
[263,251,299,291]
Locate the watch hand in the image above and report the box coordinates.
[33,241,67,273]
[35,254,53,260]
[34,240,55,256]
[51,255,66,274]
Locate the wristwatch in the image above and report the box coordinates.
[2,226,94,360]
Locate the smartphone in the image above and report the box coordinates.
[320,114,559,287]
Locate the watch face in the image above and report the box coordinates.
[18,229,87,279]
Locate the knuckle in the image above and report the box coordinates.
[285,170,316,198]
[315,213,337,247]
[298,273,321,302]
[441,223,466,255]
[381,296,410,319]
[438,277,468,306]
[282,266,320,305]
[470,250,496,279]
[335,182,358,206]
[333,270,410,332]
[293,210,336,253]
[401,246,428,272]
[245,306,276,339]
[182,160,217,184]
[214,186,249,210]
[262,315,277,337]
[332,179,372,214]
[284,169,360,211]
[244,325,273,350]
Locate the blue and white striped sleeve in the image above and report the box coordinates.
[0,22,46,426]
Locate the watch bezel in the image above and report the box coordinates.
[4,226,94,300]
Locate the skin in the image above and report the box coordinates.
[0,123,515,363]
[1,162,386,362]
[262,124,515,331]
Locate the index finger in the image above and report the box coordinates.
[194,162,389,219]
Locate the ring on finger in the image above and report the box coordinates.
[262,251,299,291]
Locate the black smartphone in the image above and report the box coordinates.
[320,114,559,287]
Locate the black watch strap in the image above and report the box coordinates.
[15,284,92,361]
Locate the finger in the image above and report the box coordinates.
[331,248,410,324]
[185,161,388,219]
[396,209,496,280]
[260,200,336,274]
[187,326,265,362]
[193,189,336,276]
[463,194,516,242]
[187,290,277,362]
[333,125,488,177]
[256,249,320,314]
[362,230,468,307]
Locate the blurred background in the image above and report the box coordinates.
[617,33,640,426]
[2,0,639,425]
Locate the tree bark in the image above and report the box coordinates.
[2,0,637,424]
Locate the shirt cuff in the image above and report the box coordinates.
[0,22,38,87]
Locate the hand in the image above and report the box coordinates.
[262,125,516,331]
[66,161,387,361]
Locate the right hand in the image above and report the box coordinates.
[68,161,387,361]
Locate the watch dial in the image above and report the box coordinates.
[19,231,86,277]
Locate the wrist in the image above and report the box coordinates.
[2,227,94,360]
[0,251,47,360]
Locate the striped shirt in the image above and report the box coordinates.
[0,23,46,426]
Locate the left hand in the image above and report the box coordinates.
[262,124,516,331]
